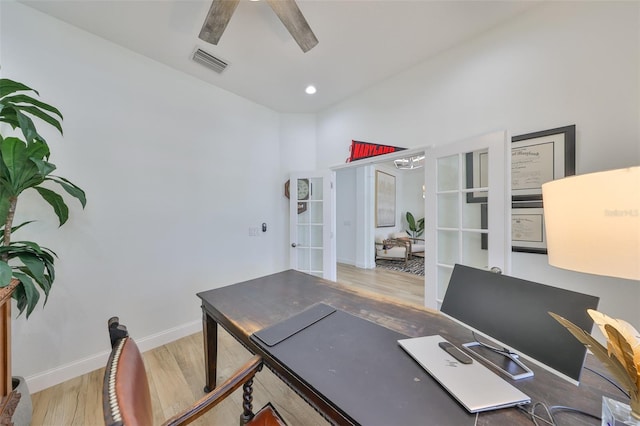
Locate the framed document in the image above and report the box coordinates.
[470,125,575,255]
[511,125,575,201]
[481,202,549,254]
[466,125,576,203]
[511,202,547,254]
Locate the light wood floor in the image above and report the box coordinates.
[30,264,424,426]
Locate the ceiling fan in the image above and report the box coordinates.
[199,0,318,53]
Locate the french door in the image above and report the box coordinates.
[289,171,336,280]
[424,130,512,309]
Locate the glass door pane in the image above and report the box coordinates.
[290,173,336,280]
[425,130,510,310]
[295,178,323,276]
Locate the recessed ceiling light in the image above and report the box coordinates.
[305,85,317,95]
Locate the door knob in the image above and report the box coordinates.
[291,243,297,247]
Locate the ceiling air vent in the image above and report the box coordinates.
[192,48,228,74]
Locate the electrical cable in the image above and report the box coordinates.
[517,402,555,426]
[518,401,602,425]
[471,331,518,357]
[549,405,601,422]
[583,366,630,399]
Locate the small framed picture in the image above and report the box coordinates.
[375,170,396,227]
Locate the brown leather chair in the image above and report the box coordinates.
[102,317,287,426]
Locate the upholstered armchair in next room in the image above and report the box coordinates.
[389,232,425,258]
[375,236,409,265]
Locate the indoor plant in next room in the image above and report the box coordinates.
[0,78,86,423]
[405,211,424,238]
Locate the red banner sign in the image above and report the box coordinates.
[347,140,406,162]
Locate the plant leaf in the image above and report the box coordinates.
[34,187,69,226]
[0,79,37,98]
[30,158,55,177]
[1,94,63,120]
[406,211,416,228]
[17,265,51,299]
[5,221,36,236]
[12,282,26,313]
[0,241,57,260]
[15,252,47,288]
[0,261,12,286]
[1,241,56,286]
[1,78,64,143]
[0,137,47,195]
[26,139,51,162]
[1,137,27,187]
[47,176,86,208]
[15,110,40,144]
[15,106,62,136]
[13,271,40,318]
[0,108,20,129]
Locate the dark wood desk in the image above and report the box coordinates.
[197,270,621,425]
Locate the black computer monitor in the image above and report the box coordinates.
[440,264,599,384]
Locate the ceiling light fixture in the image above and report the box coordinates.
[305,85,317,95]
[394,155,425,169]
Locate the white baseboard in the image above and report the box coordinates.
[336,257,355,265]
[25,320,202,393]
[356,261,375,269]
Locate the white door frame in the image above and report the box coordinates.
[332,147,429,269]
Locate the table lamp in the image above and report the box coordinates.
[542,166,640,422]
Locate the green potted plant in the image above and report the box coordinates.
[0,78,85,316]
[405,211,424,238]
[0,78,85,423]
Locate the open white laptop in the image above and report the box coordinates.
[398,334,531,413]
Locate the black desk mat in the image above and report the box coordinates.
[251,304,474,426]
[253,303,336,346]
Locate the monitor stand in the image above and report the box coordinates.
[463,341,534,380]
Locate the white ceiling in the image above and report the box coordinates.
[20,0,538,113]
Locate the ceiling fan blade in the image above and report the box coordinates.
[199,0,240,45]
[266,0,318,53]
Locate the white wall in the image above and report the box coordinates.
[401,167,425,232]
[318,2,640,329]
[2,2,292,391]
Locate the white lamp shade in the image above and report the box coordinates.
[541,166,640,281]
